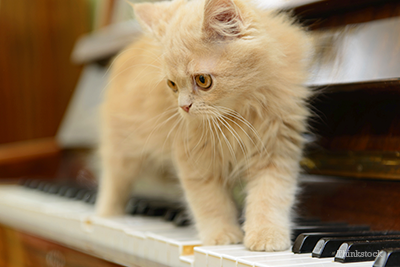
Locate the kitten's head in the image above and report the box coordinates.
[133,0,309,119]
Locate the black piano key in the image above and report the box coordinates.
[173,211,191,226]
[37,181,48,191]
[293,231,399,254]
[57,185,70,196]
[88,192,97,204]
[20,178,32,187]
[135,200,151,215]
[43,183,54,193]
[82,191,95,203]
[146,205,168,216]
[63,187,80,198]
[335,240,400,263]
[26,179,40,189]
[146,200,179,217]
[74,189,89,200]
[47,184,61,194]
[373,248,400,267]
[292,224,370,241]
[163,207,182,221]
[313,235,400,258]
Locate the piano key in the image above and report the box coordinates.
[37,180,49,191]
[373,248,400,267]
[313,235,400,258]
[164,207,183,221]
[169,239,203,267]
[145,227,198,264]
[225,251,310,267]
[241,259,374,267]
[26,179,40,189]
[180,255,195,267]
[293,231,400,254]
[82,190,96,203]
[63,187,80,198]
[335,240,400,263]
[47,184,61,194]
[174,210,192,226]
[74,188,89,200]
[292,225,370,241]
[0,184,394,267]
[88,191,97,204]
[194,245,246,267]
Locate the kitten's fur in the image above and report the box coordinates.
[96,0,312,251]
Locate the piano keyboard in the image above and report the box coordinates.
[0,182,399,267]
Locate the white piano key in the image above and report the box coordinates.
[170,240,203,267]
[194,245,249,267]
[148,229,199,264]
[0,185,382,267]
[180,255,195,267]
[255,257,332,267]
[194,247,208,267]
[220,248,293,267]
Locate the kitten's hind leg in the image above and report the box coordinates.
[178,167,243,245]
[96,153,143,217]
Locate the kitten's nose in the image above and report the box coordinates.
[180,103,192,113]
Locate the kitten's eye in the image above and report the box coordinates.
[167,80,178,92]
[195,74,212,90]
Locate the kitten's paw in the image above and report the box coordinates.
[244,226,290,251]
[201,225,244,246]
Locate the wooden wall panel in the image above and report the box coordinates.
[0,224,125,267]
[0,0,90,144]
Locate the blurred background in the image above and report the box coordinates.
[1,0,400,182]
[0,0,140,180]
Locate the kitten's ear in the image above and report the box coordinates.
[202,0,248,40]
[133,0,185,37]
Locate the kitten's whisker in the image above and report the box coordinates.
[215,106,267,155]
[206,117,218,169]
[212,116,237,166]
[210,118,224,166]
[162,116,183,153]
[217,114,248,159]
[221,114,257,148]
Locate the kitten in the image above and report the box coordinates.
[96,0,312,251]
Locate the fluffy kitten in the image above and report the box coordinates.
[96,0,312,251]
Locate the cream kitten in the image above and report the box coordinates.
[96,0,312,251]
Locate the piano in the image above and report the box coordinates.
[1,0,400,266]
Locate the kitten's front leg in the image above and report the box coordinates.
[244,166,297,251]
[96,152,142,217]
[177,163,243,245]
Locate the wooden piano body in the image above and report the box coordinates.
[1,0,400,266]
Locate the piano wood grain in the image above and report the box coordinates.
[0,223,126,267]
[298,175,400,231]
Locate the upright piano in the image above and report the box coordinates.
[1,0,400,266]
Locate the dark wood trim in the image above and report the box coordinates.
[292,0,400,20]
[298,175,400,231]
[0,138,61,179]
[311,79,400,93]
[302,151,400,180]
[0,223,125,267]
